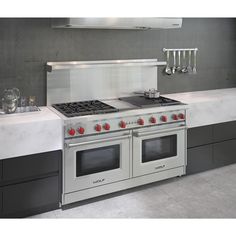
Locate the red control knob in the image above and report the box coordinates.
[104,123,110,130]
[119,121,126,129]
[178,113,185,119]
[138,118,144,125]
[172,114,178,121]
[161,115,168,122]
[68,128,76,136]
[77,127,85,134]
[150,117,157,124]
[95,124,102,132]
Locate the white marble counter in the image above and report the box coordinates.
[1,87,236,159]
[164,88,236,128]
[0,107,63,160]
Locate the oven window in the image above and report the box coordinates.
[76,145,120,177]
[142,135,177,163]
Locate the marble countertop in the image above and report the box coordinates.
[0,107,63,160]
[164,88,236,128]
[0,107,60,124]
[1,87,236,160]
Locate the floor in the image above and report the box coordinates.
[31,164,236,218]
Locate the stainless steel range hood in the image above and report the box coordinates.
[51,18,182,29]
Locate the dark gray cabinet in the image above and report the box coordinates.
[0,188,2,217]
[2,176,59,217]
[187,121,236,175]
[187,125,213,148]
[187,145,213,175]
[0,150,62,218]
[0,161,2,181]
[2,151,59,182]
[213,139,236,167]
[213,121,236,142]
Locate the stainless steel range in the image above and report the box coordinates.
[46,59,187,205]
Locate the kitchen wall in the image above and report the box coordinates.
[1,18,236,105]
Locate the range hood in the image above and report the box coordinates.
[51,18,182,29]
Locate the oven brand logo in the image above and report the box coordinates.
[155,165,165,170]
[93,178,105,184]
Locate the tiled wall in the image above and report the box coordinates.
[1,18,236,105]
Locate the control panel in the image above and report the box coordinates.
[65,110,186,138]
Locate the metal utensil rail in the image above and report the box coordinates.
[163,48,198,52]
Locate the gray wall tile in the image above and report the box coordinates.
[0,18,236,105]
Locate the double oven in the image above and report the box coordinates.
[64,123,186,194]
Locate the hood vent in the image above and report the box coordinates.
[51,18,182,29]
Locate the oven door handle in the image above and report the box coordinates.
[133,126,186,137]
[66,134,132,148]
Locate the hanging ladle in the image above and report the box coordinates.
[181,50,188,73]
[187,50,193,74]
[176,50,182,72]
[165,50,172,75]
[172,50,176,74]
[192,50,197,74]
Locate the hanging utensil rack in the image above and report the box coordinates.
[163,48,198,52]
[163,48,198,75]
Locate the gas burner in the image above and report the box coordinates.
[52,100,119,117]
[119,96,183,108]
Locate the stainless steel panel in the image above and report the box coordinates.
[51,18,182,29]
[62,166,185,205]
[47,59,160,105]
[46,59,166,71]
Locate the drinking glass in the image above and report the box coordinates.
[29,96,36,111]
[20,96,27,112]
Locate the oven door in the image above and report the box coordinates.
[64,131,131,193]
[133,126,186,177]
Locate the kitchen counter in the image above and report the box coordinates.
[0,107,63,160]
[1,87,236,159]
[164,88,236,128]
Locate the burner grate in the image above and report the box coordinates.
[52,100,119,117]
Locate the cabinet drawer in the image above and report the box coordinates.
[2,151,61,182]
[213,121,236,142]
[0,161,2,181]
[0,188,2,217]
[187,145,213,175]
[187,126,213,148]
[2,176,59,217]
[213,139,236,167]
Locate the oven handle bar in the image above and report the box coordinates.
[67,134,132,148]
[133,126,186,137]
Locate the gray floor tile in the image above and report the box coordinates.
[32,164,236,218]
[28,210,57,219]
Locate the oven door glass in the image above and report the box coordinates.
[142,135,177,163]
[76,145,120,177]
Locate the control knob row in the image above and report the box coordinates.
[160,113,185,122]
[68,127,85,136]
[138,113,185,125]
[95,123,110,132]
[68,113,185,136]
